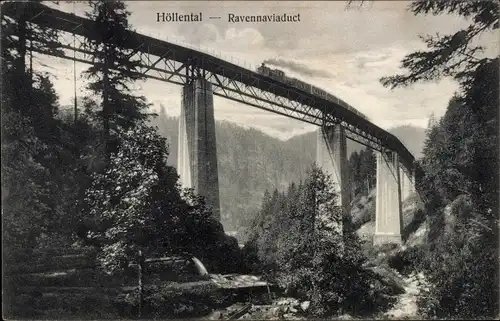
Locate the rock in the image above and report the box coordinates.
[270,307,280,316]
[207,311,222,320]
[276,297,299,306]
[300,301,310,311]
[369,266,406,295]
[289,307,298,313]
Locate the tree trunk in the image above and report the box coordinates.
[17,11,27,74]
[138,250,144,318]
[103,47,111,159]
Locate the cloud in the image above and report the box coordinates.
[224,28,264,47]
[187,23,221,44]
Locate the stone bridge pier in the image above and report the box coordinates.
[175,77,416,242]
[399,166,416,206]
[177,78,221,220]
[316,124,351,222]
[316,124,416,246]
[374,151,403,245]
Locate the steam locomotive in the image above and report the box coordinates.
[256,63,369,120]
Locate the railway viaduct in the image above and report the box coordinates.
[2,2,416,245]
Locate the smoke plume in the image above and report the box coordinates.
[262,58,332,78]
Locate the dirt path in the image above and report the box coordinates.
[383,272,427,319]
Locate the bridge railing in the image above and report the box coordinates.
[139,29,257,73]
[142,31,369,120]
[141,32,365,118]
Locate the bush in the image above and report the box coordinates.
[307,257,397,317]
[387,246,426,276]
[416,237,498,319]
[241,238,263,274]
[198,234,244,274]
[115,282,233,318]
[415,201,499,319]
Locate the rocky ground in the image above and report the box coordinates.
[204,270,429,320]
[383,271,429,320]
[206,297,310,320]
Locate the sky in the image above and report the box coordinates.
[36,1,498,140]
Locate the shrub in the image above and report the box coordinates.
[416,237,498,319]
[115,282,232,319]
[416,202,499,319]
[387,246,426,276]
[307,256,397,317]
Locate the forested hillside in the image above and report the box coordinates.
[150,109,314,231]
[149,107,425,231]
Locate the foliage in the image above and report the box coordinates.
[2,109,52,264]
[244,165,391,316]
[1,52,84,266]
[387,246,426,276]
[380,0,498,90]
[82,0,150,156]
[83,121,242,274]
[416,79,499,316]
[349,147,376,197]
[416,197,498,319]
[116,283,231,319]
[380,1,499,318]
[84,123,176,273]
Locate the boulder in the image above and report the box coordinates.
[300,301,310,311]
[368,266,406,295]
[270,306,280,317]
[207,311,222,320]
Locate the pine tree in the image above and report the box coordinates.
[381,1,499,316]
[380,0,498,91]
[1,1,62,75]
[359,148,376,194]
[349,151,361,195]
[82,0,150,157]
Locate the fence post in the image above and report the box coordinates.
[138,250,144,318]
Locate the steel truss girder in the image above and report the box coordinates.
[29,37,390,156]
[207,72,386,153]
[45,30,388,151]
[20,26,412,170]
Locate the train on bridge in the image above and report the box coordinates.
[256,63,369,120]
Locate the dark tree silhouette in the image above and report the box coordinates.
[82,0,150,158]
[379,0,498,90]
